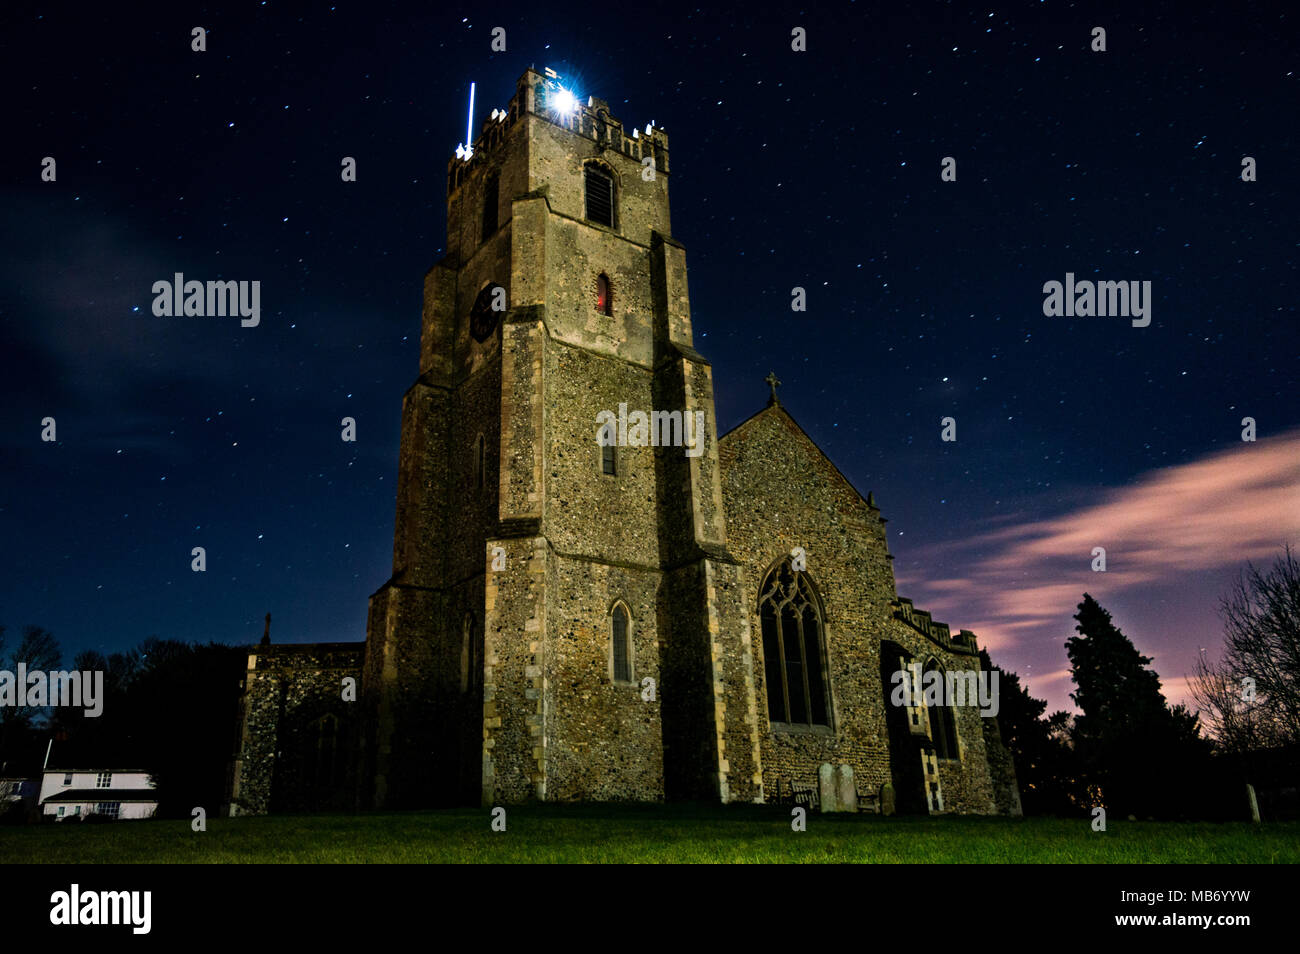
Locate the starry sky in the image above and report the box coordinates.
[3,1,1297,714]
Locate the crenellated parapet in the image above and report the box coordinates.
[448,68,669,195]
[894,597,980,655]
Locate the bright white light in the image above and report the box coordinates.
[552,88,579,115]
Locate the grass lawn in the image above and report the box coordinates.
[5,804,1297,863]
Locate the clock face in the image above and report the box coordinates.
[470,284,502,343]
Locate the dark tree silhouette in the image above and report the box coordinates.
[0,625,64,776]
[979,648,1081,815]
[1192,545,1300,751]
[1066,594,1211,818]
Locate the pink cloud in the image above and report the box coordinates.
[894,429,1300,713]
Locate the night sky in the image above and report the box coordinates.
[3,1,1297,714]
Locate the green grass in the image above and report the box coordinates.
[3,805,1295,863]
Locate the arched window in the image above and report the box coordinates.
[596,273,613,316]
[309,713,340,787]
[759,559,829,727]
[473,434,486,490]
[585,163,615,227]
[602,442,616,476]
[482,173,499,242]
[611,603,632,683]
[924,658,959,759]
[461,612,475,693]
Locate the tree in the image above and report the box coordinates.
[0,625,63,724]
[50,647,142,758]
[0,625,64,775]
[109,639,246,817]
[979,648,1081,814]
[1193,545,1300,751]
[1065,594,1211,817]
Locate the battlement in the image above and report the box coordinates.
[895,597,979,655]
[447,68,670,195]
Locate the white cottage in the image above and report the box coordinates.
[40,768,158,821]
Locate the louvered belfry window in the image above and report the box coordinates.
[585,164,614,227]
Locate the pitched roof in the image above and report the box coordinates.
[43,768,151,774]
[718,402,877,512]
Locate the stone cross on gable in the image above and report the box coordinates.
[765,371,782,407]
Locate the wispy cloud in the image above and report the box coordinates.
[896,430,1300,710]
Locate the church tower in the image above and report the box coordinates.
[360,69,765,808]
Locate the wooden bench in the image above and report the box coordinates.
[855,781,881,814]
[777,777,878,812]
[790,779,818,809]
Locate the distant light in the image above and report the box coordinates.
[552,88,578,115]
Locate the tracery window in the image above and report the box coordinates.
[759,560,829,727]
[925,658,959,759]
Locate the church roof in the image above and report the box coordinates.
[718,402,878,514]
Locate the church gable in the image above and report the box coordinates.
[719,404,891,592]
[718,402,1000,814]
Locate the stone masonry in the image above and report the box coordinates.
[228,69,1018,817]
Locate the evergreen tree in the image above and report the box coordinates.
[980,648,1081,815]
[1065,593,1210,817]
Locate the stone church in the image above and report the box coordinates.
[227,69,1019,817]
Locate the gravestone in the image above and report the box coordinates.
[836,764,858,812]
[1246,783,1260,823]
[879,781,896,815]
[818,763,838,812]
[818,763,860,812]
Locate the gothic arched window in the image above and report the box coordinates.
[924,658,959,759]
[596,273,613,316]
[473,433,486,490]
[585,163,615,227]
[611,603,632,683]
[759,560,830,728]
[461,612,476,693]
[482,173,499,242]
[309,713,340,787]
